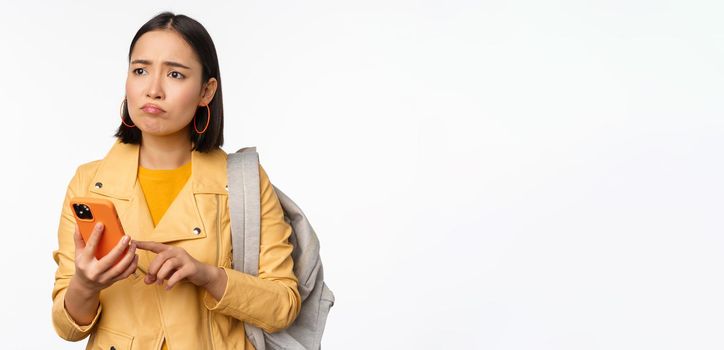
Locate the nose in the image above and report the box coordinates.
[145,72,164,100]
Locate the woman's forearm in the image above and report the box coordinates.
[64,276,101,326]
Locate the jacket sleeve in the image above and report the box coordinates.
[51,167,103,341]
[203,163,302,333]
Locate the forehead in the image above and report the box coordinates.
[130,30,200,68]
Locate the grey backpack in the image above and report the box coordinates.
[227,147,335,350]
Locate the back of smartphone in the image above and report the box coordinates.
[70,197,126,260]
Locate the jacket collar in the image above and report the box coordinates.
[89,138,228,199]
[87,138,229,247]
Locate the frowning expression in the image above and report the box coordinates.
[125,29,214,137]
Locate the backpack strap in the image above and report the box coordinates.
[228,147,268,349]
[227,147,261,276]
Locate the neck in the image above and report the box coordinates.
[139,130,193,170]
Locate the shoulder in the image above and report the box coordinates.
[258,162,269,181]
[258,162,279,192]
[76,159,103,175]
[74,159,103,179]
[68,139,122,186]
[65,159,103,195]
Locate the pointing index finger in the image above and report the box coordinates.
[134,241,170,254]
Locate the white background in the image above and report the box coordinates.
[1,1,723,349]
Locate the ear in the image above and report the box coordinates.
[199,77,218,106]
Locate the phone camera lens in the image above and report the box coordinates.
[73,203,94,220]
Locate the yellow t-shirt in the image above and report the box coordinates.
[138,160,192,227]
[137,160,192,350]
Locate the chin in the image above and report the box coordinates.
[139,126,188,138]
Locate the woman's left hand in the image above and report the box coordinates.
[134,241,218,290]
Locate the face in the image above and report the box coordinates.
[125,29,217,137]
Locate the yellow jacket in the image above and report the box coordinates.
[51,139,301,349]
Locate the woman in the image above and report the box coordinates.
[51,12,301,349]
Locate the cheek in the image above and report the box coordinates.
[173,84,201,104]
[169,85,202,117]
[125,79,144,105]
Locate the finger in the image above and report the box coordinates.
[96,234,131,272]
[100,241,136,281]
[155,257,181,283]
[165,265,191,290]
[135,241,170,254]
[111,254,139,283]
[145,250,174,284]
[73,224,86,256]
[83,222,105,259]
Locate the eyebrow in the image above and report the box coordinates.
[130,59,191,70]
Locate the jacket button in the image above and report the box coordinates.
[95,182,103,189]
[193,227,201,235]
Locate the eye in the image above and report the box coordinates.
[169,71,185,79]
[132,67,146,75]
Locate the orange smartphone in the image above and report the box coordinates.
[70,197,129,263]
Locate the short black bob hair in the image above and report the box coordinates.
[115,11,224,153]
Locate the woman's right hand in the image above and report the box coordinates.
[70,222,139,294]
